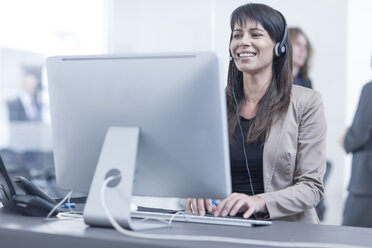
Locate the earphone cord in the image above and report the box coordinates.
[231,64,255,196]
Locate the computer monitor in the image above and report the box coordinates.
[46,52,231,201]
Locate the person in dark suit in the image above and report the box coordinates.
[340,81,372,227]
[288,27,313,89]
[7,73,42,122]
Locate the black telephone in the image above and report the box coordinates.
[0,156,58,217]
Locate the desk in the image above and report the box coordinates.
[0,207,371,248]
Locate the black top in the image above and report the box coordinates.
[294,75,313,89]
[229,117,264,195]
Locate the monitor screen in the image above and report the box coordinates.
[46,52,231,199]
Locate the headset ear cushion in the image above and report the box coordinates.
[274,43,280,57]
[280,44,286,54]
[274,42,285,57]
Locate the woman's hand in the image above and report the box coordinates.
[186,198,218,216]
[214,193,267,219]
[187,193,267,218]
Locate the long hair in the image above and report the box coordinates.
[288,27,312,81]
[226,3,293,144]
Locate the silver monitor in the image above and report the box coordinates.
[46,52,231,200]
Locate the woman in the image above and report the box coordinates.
[289,27,313,89]
[187,3,326,223]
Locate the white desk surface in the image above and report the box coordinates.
[1,207,372,248]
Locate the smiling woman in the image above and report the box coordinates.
[230,21,276,79]
[187,3,327,224]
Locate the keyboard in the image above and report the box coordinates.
[130,210,272,227]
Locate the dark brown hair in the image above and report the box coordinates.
[226,3,292,144]
[288,27,312,81]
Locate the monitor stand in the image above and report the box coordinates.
[84,127,168,231]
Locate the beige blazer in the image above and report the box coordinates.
[257,85,327,223]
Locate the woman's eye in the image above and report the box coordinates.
[251,33,262,37]
[233,34,242,39]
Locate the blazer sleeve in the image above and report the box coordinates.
[258,91,327,219]
[344,83,372,153]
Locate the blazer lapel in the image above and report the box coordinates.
[262,115,287,192]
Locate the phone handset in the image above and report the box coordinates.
[13,176,56,204]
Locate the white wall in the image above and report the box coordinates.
[109,0,363,225]
[0,0,107,55]
[108,0,214,53]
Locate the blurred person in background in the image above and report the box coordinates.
[340,61,372,228]
[7,72,42,122]
[289,27,312,89]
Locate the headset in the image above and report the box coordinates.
[228,11,287,195]
[274,12,288,57]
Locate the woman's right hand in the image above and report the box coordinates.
[186,198,218,216]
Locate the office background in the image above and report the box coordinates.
[0,0,371,226]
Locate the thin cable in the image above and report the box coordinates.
[167,211,187,227]
[44,190,73,220]
[100,176,366,248]
[231,64,255,195]
[66,193,73,212]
